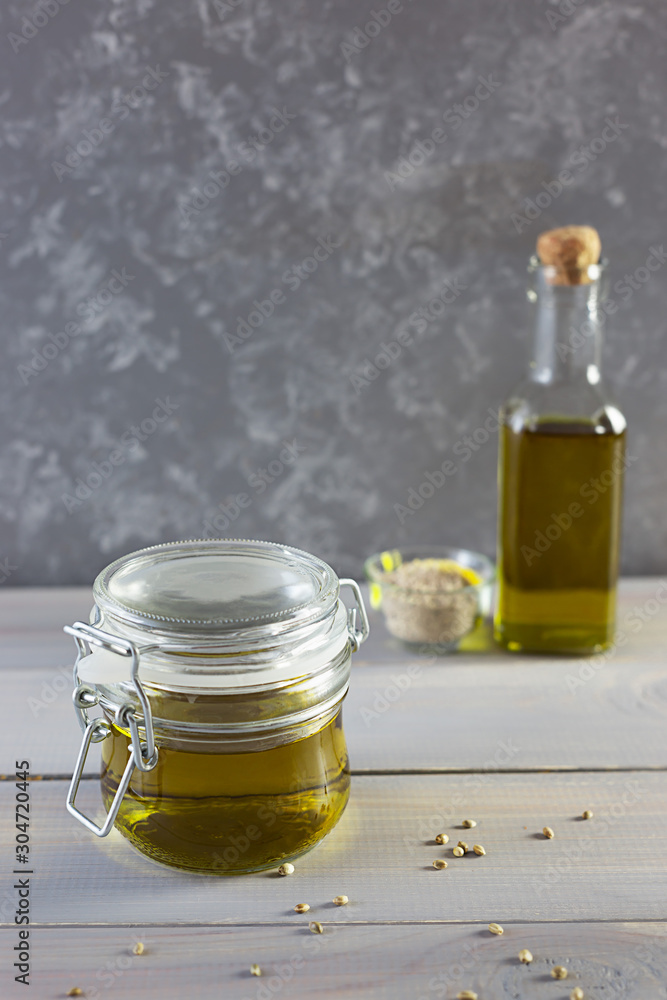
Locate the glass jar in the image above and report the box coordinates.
[64,539,369,875]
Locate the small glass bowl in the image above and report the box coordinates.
[364,545,495,653]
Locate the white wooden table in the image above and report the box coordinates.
[2,580,667,997]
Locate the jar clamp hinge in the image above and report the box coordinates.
[64,621,158,838]
[339,579,370,653]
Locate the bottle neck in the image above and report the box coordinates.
[529,268,604,386]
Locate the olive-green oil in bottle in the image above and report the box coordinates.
[495,227,627,654]
[497,419,625,652]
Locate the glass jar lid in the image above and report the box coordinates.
[95,539,339,638]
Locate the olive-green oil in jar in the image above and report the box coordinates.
[101,710,350,875]
[495,419,626,653]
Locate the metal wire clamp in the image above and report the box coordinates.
[64,621,158,838]
[339,579,370,652]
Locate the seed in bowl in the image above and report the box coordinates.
[381,558,481,645]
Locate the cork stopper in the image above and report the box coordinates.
[536,225,601,285]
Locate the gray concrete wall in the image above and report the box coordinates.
[1,0,666,585]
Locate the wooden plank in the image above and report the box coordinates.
[4,579,666,658]
[9,654,667,778]
[2,772,665,926]
[3,923,667,999]
[3,581,667,775]
[4,579,667,775]
[351,575,667,771]
[0,587,92,645]
[5,577,667,667]
[345,655,667,774]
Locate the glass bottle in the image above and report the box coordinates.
[495,257,627,654]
